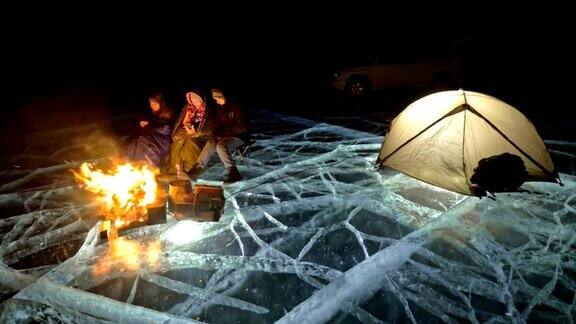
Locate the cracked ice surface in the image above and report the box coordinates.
[1,110,576,323]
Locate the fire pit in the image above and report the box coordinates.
[74,161,166,240]
[74,162,223,242]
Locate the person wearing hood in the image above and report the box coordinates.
[126,92,175,167]
[192,88,248,183]
[168,89,217,177]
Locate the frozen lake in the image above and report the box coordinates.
[1,111,575,323]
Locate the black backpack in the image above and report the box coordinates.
[470,153,528,196]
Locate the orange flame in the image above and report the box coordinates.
[74,162,158,226]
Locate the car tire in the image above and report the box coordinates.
[346,76,371,97]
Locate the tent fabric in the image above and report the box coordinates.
[376,90,557,195]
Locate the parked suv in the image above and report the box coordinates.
[333,51,462,96]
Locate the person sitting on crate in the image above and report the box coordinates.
[168,89,217,179]
[193,88,249,183]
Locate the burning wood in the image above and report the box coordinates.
[74,161,159,236]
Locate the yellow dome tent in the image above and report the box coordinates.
[375,90,559,195]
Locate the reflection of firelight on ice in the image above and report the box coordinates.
[164,220,204,245]
[92,238,162,276]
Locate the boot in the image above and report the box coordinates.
[224,165,242,183]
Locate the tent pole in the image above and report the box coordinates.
[466,107,557,180]
[376,104,466,167]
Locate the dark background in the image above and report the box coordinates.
[1,10,573,138]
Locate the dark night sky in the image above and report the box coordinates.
[1,9,572,119]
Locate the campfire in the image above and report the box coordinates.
[73,160,224,274]
[74,161,159,238]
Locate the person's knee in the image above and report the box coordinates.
[216,141,228,151]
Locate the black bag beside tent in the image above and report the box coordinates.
[469,153,529,196]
